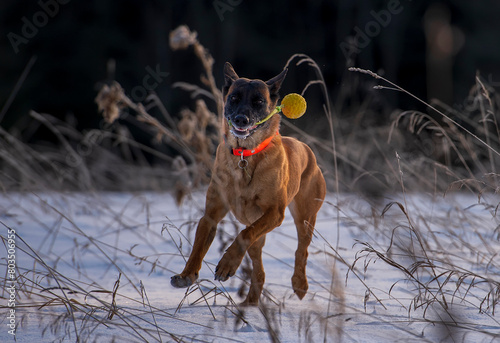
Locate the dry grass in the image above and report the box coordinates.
[0,194,183,342]
[1,24,500,342]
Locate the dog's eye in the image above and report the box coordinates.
[253,98,264,107]
[230,94,240,103]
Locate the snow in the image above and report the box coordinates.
[1,191,499,342]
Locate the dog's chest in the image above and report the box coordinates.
[214,144,283,226]
[230,194,263,226]
[225,167,263,225]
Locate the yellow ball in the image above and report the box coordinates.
[281,93,307,119]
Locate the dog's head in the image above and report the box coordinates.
[222,62,287,139]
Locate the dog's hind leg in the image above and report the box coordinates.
[289,204,317,299]
[241,235,266,306]
[289,171,326,299]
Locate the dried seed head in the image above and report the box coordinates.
[169,25,198,51]
[195,99,215,130]
[95,82,126,124]
[178,109,196,141]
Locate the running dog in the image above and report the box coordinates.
[171,62,326,305]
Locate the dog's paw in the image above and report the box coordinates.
[291,273,309,300]
[170,274,196,288]
[214,254,240,282]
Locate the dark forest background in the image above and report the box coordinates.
[1,0,500,194]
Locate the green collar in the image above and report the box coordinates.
[255,106,281,125]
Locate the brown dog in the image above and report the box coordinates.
[171,62,326,305]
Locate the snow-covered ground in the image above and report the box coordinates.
[1,191,499,342]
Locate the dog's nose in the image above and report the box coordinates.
[233,114,250,128]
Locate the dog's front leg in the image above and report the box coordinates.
[171,186,228,288]
[214,204,286,282]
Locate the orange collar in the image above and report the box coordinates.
[229,131,279,157]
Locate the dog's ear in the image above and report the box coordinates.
[266,68,288,101]
[223,62,239,98]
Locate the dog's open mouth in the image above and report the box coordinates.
[230,124,258,138]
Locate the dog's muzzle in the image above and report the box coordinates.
[228,114,257,138]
